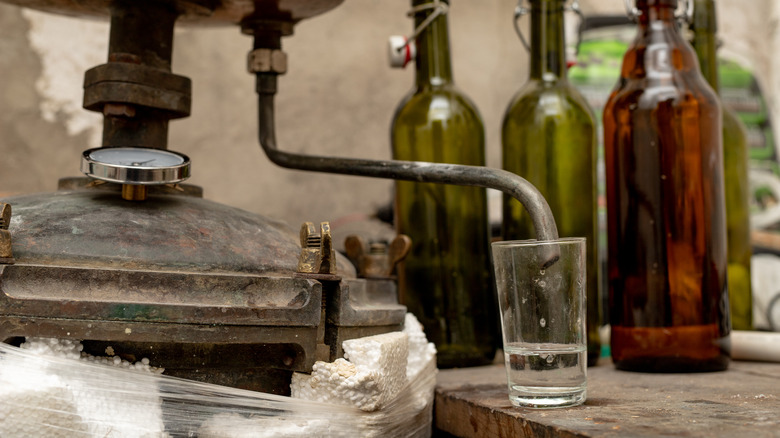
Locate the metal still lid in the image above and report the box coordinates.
[0,0,345,26]
[2,190,356,277]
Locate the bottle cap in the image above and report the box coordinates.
[388,36,416,69]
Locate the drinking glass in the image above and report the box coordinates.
[492,237,587,408]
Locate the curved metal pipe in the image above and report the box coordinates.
[255,75,560,266]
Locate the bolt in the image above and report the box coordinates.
[300,222,319,248]
[318,222,335,275]
[0,203,13,261]
[0,203,10,230]
[344,234,411,278]
[297,221,336,275]
[297,222,322,274]
[369,242,388,255]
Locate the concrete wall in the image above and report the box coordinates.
[1,0,778,231]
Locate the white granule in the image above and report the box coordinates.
[0,337,166,438]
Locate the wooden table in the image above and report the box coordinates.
[435,359,780,437]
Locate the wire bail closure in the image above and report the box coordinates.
[624,0,693,23]
[397,0,449,53]
[388,0,449,68]
[513,0,583,52]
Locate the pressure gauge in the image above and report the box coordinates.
[81,147,191,185]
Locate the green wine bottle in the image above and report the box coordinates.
[691,0,752,330]
[501,0,600,365]
[391,0,497,368]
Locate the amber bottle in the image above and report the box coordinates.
[603,0,730,372]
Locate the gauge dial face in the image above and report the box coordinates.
[81,147,191,185]
[88,148,186,167]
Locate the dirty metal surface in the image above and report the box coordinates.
[2,190,355,276]
[0,317,318,393]
[0,0,344,25]
[435,359,780,438]
[57,177,204,197]
[81,340,305,394]
[332,278,407,327]
[0,265,322,326]
[323,278,406,360]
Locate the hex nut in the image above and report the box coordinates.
[247,49,288,74]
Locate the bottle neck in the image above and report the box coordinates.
[637,0,678,25]
[634,1,688,55]
[529,0,566,81]
[413,0,453,87]
[691,0,719,93]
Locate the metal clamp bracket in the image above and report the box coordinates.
[0,203,13,264]
[297,222,337,275]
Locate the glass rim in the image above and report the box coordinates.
[491,237,586,248]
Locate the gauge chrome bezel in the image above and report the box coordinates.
[81,147,191,185]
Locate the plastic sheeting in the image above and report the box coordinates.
[0,338,436,437]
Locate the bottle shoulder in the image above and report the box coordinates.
[723,106,747,134]
[722,106,747,147]
[605,75,720,115]
[503,79,596,125]
[392,85,484,127]
[607,33,720,113]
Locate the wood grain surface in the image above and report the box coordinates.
[435,359,780,437]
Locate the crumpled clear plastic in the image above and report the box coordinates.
[0,338,436,438]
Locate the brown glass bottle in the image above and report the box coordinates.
[603,0,730,372]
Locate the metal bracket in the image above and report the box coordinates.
[0,203,14,263]
[297,222,337,275]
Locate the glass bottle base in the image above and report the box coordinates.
[611,325,730,373]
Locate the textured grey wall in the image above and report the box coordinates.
[1,0,778,231]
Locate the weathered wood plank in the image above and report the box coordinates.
[435,360,780,437]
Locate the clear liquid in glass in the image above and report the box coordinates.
[503,342,586,408]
